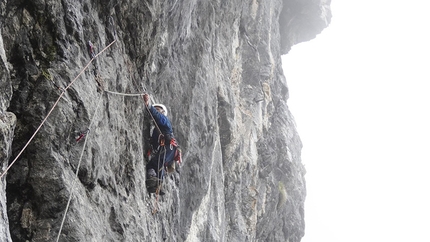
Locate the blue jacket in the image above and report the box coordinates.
[148,105,173,150]
[147,105,177,176]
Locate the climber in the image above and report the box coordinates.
[143,94,181,194]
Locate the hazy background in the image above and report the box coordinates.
[282,1,430,241]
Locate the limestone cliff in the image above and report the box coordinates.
[0,0,330,241]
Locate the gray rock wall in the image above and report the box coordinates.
[0,0,330,241]
[1,16,14,241]
[0,111,14,242]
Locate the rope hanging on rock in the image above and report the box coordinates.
[152,145,167,214]
[0,39,116,179]
[55,93,104,242]
[128,74,163,136]
[131,81,169,212]
[104,90,145,96]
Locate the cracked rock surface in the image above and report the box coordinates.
[0,0,330,241]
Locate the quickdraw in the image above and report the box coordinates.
[87,41,96,59]
[157,135,181,165]
[76,129,90,143]
[158,134,165,147]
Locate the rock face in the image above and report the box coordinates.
[0,0,330,241]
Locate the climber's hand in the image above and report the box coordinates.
[143,94,150,106]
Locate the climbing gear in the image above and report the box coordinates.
[166,161,175,174]
[0,39,117,179]
[174,147,182,165]
[153,103,168,116]
[56,93,104,242]
[87,41,96,59]
[51,80,65,93]
[105,90,144,97]
[159,134,165,147]
[75,129,90,143]
[158,138,181,174]
[143,95,181,211]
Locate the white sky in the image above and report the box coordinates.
[282,1,430,242]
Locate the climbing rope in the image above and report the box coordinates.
[143,99,164,136]
[55,93,104,242]
[129,79,169,214]
[104,90,145,97]
[56,77,151,237]
[152,145,167,214]
[143,102,167,210]
[104,86,166,211]
[0,39,116,179]
[127,71,163,136]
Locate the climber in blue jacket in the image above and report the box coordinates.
[143,94,181,193]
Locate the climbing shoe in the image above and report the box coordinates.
[147,168,157,178]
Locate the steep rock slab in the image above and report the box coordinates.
[0,111,15,242]
[0,21,14,241]
[0,0,330,241]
